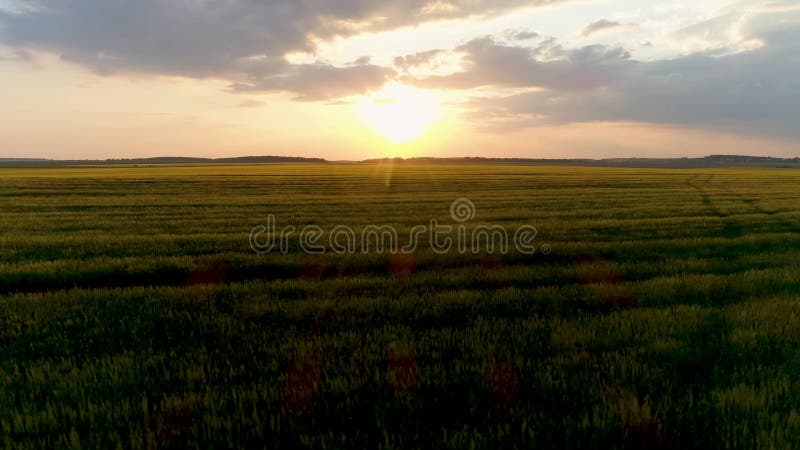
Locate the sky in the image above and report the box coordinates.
[0,0,798,160]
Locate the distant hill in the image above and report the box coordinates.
[0,155,327,166]
[363,155,800,168]
[2,154,799,168]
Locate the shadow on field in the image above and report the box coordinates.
[573,256,639,309]
[0,253,548,295]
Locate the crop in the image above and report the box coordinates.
[2,163,800,449]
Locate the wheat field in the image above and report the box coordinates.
[2,163,800,449]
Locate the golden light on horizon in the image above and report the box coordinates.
[358,83,440,144]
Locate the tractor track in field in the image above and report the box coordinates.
[712,175,800,236]
[686,174,724,218]
[686,174,764,239]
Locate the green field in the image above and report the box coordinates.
[2,163,800,449]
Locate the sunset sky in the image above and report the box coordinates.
[1,0,798,160]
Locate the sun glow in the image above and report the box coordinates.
[358,84,440,143]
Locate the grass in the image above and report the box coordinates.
[1,163,800,449]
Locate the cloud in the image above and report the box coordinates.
[669,13,748,54]
[0,0,559,100]
[503,28,540,41]
[413,35,632,91]
[474,51,799,139]
[2,0,796,145]
[579,19,632,37]
[394,49,446,71]
[236,100,266,108]
[0,46,32,61]
[413,9,800,140]
[231,63,394,101]
[351,56,372,66]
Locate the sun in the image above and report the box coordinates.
[358,83,440,143]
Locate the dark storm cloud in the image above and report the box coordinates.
[0,0,557,99]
